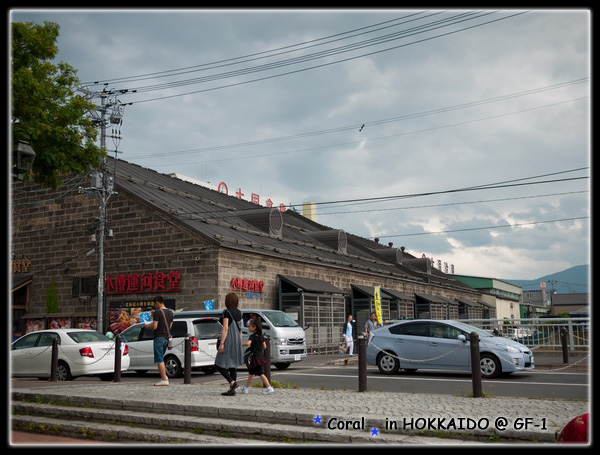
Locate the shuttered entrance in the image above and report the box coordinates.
[278,275,348,354]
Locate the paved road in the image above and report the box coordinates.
[275,366,589,400]
[11,355,588,400]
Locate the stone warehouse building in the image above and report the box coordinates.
[11,158,493,351]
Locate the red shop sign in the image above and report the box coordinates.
[230,277,265,293]
[105,271,182,295]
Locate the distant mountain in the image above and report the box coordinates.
[504,264,589,294]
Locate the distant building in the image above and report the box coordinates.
[520,289,551,317]
[551,293,589,317]
[450,275,521,320]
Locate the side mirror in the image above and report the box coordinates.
[457,334,467,343]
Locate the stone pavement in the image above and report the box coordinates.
[10,352,589,446]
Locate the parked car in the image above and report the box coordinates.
[11,329,130,381]
[366,319,534,378]
[120,317,220,378]
[174,309,307,369]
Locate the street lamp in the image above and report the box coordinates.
[12,141,36,180]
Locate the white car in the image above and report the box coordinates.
[11,329,130,381]
[120,317,220,378]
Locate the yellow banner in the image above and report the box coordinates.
[374,286,383,325]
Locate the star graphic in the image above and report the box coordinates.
[371,427,379,436]
[314,415,322,424]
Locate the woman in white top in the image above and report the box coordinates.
[341,313,357,356]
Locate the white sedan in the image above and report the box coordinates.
[11,329,130,381]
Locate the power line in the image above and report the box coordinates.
[375,216,589,239]
[110,10,527,104]
[122,11,489,94]
[128,78,588,161]
[83,12,430,86]
[316,190,588,216]
[303,175,589,208]
[146,168,588,220]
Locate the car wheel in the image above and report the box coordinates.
[480,353,501,379]
[56,361,73,381]
[377,351,400,374]
[274,362,290,370]
[164,355,182,378]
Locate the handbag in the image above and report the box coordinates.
[162,309,174,350]
[249,354,268,368]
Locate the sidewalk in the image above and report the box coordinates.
[11,352,589,446]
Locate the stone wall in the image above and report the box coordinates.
[11,177,218,331]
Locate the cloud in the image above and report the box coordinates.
[10,8,590,279]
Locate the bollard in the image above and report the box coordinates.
[113,334,122,382]
[469,332,482,398]
[184,333,192,384]
[561,328,569,364]
[50,337,58,382]
[264,335,271,385]
[358,335,367,392]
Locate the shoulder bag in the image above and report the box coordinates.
[162,309,174,349]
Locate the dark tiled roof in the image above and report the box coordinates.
[279,275,348,294]
[112,158,473,291]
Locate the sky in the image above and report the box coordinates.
[10,8,590,282]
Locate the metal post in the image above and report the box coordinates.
[469,332,482,398]
[50,337,58,382]
[113,334,122,382]
[264,335,271,385]
[184,334,192,384]
[561,328,569,364]
[358,335,367,392]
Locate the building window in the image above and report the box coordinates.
[73,276,97,297]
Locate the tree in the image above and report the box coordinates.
[11,21,104,190]
[46,278,59,314]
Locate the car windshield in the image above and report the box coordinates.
[68,331,111,343]
[262,311,299,328]
[450,321,494,338]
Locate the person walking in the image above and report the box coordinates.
[215,292,244,396]
[144,296,173,386]
[364,312,380,340]
[240,319,274,395]
[341,313,357,357]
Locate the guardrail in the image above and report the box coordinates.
[461,317,589,351]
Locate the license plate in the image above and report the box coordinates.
[294,354,302,361]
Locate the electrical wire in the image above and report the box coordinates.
[89,10,527,104]
[375,216,589,239]
[128,78,588,161]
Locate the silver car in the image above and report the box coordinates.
[366,319,534,378]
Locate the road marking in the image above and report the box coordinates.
[276,371,589,387]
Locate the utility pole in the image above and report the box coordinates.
[79,85,130,333]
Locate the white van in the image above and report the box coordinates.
[174,309,307,369]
